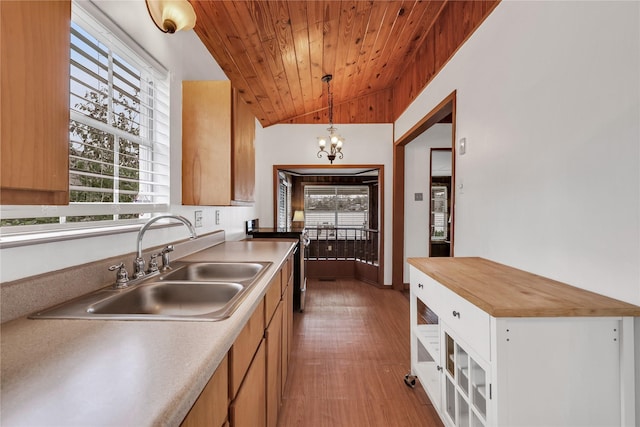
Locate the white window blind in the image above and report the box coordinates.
[69,9,170,218]
[304,186,369,229]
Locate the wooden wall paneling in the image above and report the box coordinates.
[216,3,278,120]
[224,1,287,121]
[331,0,365,104]
[433,2,453,70]
[345,1,389,101]
[191,0,499,126]
[354,1,402,98]
[192,3,276,125]
[392,0,500,120]
[305,1,326,105]
[0,0,70,205]
[306,260,355,279]
[287,1,316,115]
[320,1,341,81]
[287,90,393,124]
[266,0,306,119]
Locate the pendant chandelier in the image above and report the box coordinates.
[317,74,344,164]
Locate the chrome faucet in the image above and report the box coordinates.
[134,214,197,278]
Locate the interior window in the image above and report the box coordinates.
[304,185,369,239]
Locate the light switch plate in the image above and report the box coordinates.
[459,137,467,155]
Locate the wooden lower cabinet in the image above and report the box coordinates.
[181,260,295,427]
[230,339,266,427]
[181,355,229,427]
[280,268,294,398]
[265,301,283,427]
[229,301,265,398]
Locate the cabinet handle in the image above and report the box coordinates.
[437,365,443,372]
[418,283,424,289]
[452,310,461,318]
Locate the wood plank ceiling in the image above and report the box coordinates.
[190,1,499,127]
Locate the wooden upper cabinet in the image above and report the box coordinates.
[182,81,255,206]
[0,0,70,205]
[232,88,255,203]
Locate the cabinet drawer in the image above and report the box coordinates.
[439,284,491,361]
[410,268,445,316]
[229,300,265,398]
[230,339,266,427]
[265,271,281,326]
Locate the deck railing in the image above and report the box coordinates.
[305,226,379,265]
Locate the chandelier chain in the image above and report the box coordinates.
[317,73,343,164]
[327,77,334,126]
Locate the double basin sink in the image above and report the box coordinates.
[31,261,272,321]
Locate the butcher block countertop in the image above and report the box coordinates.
[407,257,640,318]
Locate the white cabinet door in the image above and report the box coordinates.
[410,267,443,411]
[442,328,490,427]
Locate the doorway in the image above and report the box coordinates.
[429,148,452,257]
[273,164,385,286]
[392,91,456,290]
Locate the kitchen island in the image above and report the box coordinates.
[1,239,296,426]
[408,257,640,427]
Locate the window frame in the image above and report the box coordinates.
[303,185,370,240]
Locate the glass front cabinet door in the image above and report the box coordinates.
[442,331,489,427]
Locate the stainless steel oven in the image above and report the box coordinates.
[246,220,307,312]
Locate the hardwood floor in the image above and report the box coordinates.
[278,279,443,427]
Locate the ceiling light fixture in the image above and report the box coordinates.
[317,74,344,164]
[145,0,196,34]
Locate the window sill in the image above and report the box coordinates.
[0,221,182,249]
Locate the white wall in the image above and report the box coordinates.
[0,0,257,282]
[397,0,640,307]
[404,124,452,279]
[254,123,394,284]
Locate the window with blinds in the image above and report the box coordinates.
[68,11,170,220]
[304,186,369,230]
[1,3,170,228]
[277,174,291,229]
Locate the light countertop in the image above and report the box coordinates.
[408,257,640,317]
[1,240,296,426]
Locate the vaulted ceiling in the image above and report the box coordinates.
[190,1,499,127]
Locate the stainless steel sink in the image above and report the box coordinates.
[161,262,267,282]
[30,261,271,321]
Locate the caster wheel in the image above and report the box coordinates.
[404,373,416,388]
